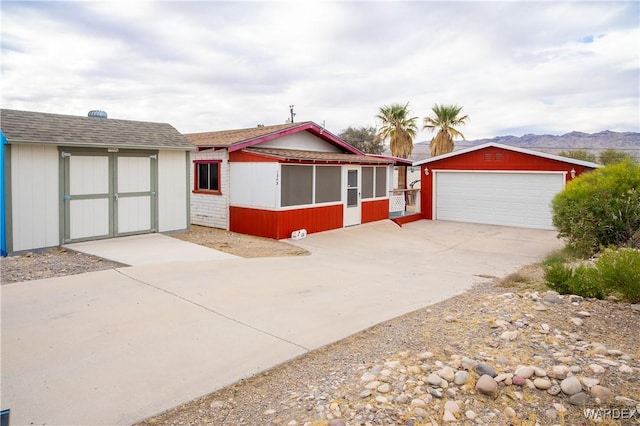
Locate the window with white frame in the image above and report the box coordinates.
[361,166,387,199]
[281,165,342,207]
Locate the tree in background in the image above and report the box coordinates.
[374,102,418,190]
[339,126,384,154]
[558,149,597,163]
[423,104,469,157]
[599,148,635,165]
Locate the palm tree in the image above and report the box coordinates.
[423,104,469,157]
[375,102,418,190]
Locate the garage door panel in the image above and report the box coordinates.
[435,172,563,230]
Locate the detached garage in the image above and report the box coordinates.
[1,109,193,254]
[414,143,599,230]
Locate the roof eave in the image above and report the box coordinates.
[412,142,601,168]
[5,138,194,151]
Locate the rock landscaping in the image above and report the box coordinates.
[138,267,640,426]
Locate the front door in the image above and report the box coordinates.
[344,166,361,227]
[61,149,158,243]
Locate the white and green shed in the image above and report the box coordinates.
[0,109,193,254]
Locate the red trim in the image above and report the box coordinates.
[193,159,222,194]
[391,215,423,227]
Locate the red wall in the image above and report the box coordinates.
[361,199,389,223]
[420,146,597,220]
[230,204,343,240]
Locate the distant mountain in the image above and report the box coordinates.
[400,130,640,162]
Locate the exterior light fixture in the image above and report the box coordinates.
[424,167,429,176]
[570,168,576,179]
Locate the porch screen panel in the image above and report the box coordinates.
[281,165,313,207]
[315,166,341,203]
[361,167,374,199]
[375,167,387,197]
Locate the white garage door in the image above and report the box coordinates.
[434,171,565,230]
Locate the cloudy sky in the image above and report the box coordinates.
[1,1,638,142]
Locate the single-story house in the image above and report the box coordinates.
[413,142,600,230]
[0,109,193,255]
[185,122,410,239]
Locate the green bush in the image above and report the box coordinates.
[596,247,640,303]
[552,160,640,255]
[544,262,573,294]
[568,265,605,299]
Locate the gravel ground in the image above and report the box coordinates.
[2,228,639,425]
[135,266,640,426]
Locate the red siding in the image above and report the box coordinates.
[361,199,389,223]
[230,205,343,240]
[229,150,276,163]
[419,146,596,220]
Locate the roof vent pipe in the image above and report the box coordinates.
[88,110,108,119]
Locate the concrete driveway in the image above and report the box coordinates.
[1,220,562,425]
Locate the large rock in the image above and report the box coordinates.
[590,385,613,403]
[560,376,582,395]
[454,371,469,386]
[475,363,497,378]
[476,374,498,398]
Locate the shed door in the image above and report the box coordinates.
[67,154,111,240]
[115,154,155,235]
[434,171,564,230]
[62,150,158,243]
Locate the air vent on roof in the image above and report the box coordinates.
[88,110,108,119]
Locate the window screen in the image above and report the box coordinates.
[375,166,387,197]
[361,167,374,199]
[281,165,313,206]
[315,166,341,203]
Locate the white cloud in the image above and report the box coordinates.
[1,1,638,141]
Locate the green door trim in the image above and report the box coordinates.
[59,147,159,244]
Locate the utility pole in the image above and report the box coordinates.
[289,105,296,123]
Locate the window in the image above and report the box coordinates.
[193,160,221,194]
[315,166,341,203]
[361,166,388,199]
[281,165,313,206]
[375,166,387,197]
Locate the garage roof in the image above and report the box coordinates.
[413,142,601,168]
[0,109,193,150]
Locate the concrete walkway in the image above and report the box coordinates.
[1,220,563,425]
[65,233,239,265]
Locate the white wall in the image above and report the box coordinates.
[258,132,342,152]
[230,162,279,209]
[11,144,59,251]
[190,149,230,229]
[158,150,189,232]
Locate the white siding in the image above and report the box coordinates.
[158,150,189,232]
[258,132,342,152]
[230,163,279,209]
[11,144,59,251]
[190,150,229,229]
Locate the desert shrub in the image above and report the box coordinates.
[544,262,573,294]
[599,149,635,166]
[552,160,640,255]
[567,265,605,299]
[595,247,640,303]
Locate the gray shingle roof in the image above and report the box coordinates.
[0,109,193,150]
